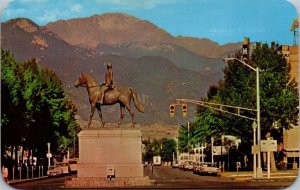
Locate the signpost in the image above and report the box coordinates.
[106,165,115,180]
[261,138,277,179]
[46,143,52,169]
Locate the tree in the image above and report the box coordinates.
[1,49,79,165]
[188,42,298,168]
[160,138,177,162]
[143,138,177,163]
[194,42,298,141]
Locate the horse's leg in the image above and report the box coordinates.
[97,107,105,127]
[118,105,125,127]
[88,106,96,127]
[125,104,135,127]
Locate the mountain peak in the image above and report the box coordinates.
[44,13,173,48]
[91,12,139,21]
[5,18,39,33]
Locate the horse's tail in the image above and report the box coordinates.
[130,88,145,113]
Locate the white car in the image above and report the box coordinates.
[47,166,63,177]
[182,161,194,171]
[199,162,221,176]
[172,160,179,168]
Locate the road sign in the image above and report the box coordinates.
[251,145,259,154]
[106,165,115,178]
[212,146,228,155]
[261,139,277,152]
[46,153,52,158]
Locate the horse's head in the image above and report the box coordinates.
[75,72,87,88]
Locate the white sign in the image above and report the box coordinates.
[261,139,277,152]
[106,165,115,176]
[212,146,228,155]
[251,145,259,154]
[46,153,52,158]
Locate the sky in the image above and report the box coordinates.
[0,0,299,45]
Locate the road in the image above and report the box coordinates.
[8,167,296,189]
[145,166,296,189]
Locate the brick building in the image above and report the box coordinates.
[279,45,299,168]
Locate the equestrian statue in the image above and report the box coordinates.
[74,63,144,128]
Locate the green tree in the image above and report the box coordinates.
[189,42,298,167]
[1,49,79,164]
[143,139,161,162]
[160,138,177,162]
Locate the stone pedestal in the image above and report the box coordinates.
[66,128,151,187]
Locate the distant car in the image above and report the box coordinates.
[192,162,201,174]
[69,160,78,173]
[56,162,69,175]
[47,166,63,177]
[172,160,179,168]
[143,161,148,167]
[182,161,194,171]
[199,162,220,176]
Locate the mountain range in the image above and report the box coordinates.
[1,13,241,126]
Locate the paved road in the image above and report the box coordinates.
[8,167,296,189]
[145,166,296,189]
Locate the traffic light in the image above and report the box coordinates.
[182,104,188,117]
[242,37,250,62]
[169,104,175,117]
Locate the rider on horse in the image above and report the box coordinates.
[99,63,114,104]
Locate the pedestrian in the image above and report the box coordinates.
[67,163,72,180]
[151,162,154,174]
[2,165,9,184]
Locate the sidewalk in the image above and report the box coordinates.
[220,169,299,181]
[8,176,48,184]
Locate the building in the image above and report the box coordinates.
[279,45,299,82]
[279,45,299,169]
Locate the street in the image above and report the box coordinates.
[7,166,297,189]
[145,166,296,189]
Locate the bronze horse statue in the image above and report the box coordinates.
[74,72,144,127]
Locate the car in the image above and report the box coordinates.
[47,166,63,177]
[182,161,194,171]
[69,160,78,173]
[198,162,221,176]
[56,162,69,175]
[192,162,201,174]
[172,160,179,168]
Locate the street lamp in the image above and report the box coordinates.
[223,57,263,178]
[252,121,257,179]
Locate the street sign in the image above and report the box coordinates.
[46,153,52,158]
[106,165,115,178]
[261,139,277,152]
[251,145,259,154]
[212,146,228,155]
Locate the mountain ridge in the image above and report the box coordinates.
[43,13,240,60]
[2,17,222,125]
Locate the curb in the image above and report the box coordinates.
[9,176,48,184]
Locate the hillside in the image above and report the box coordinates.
[43,13,239,74]
[2,18,219,125]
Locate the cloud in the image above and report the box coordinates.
[2,7,26,20]
[70,3,82,13]
[95,0,180,9]
[19,0,48,3]
[37,9,61,23]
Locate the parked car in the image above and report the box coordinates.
[192,162,201,174]
[172,160,179,168]
[69,160,78,173]
[182,161,194,171]
[47,166,63,177]
[56,162,69,175]
[199,162,220,176]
